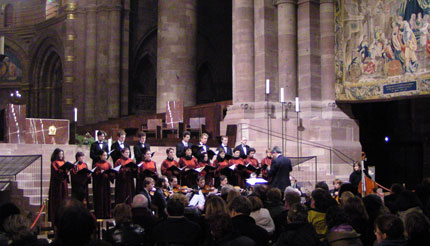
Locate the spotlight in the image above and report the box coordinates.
[384,136,390,142]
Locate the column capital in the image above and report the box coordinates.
[274,0,297,6]
[320,0,334,4]
[297,0,320,5]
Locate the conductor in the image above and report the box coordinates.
[268,146,292,192]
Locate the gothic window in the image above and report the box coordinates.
[46,0,59,20]
[4,4,13,27]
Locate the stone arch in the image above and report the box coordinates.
[29,33,64,118]
[130,27,157,114]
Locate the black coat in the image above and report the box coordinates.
[105,222,146,246]
[219,145,233,156]
[231,215,269,246]
[152,216,201,246]
[152,188,167,219]
[274,222,320,246]
[269,155,292,192]
[90,141,109,167]
[176,142,192,158]
[234,145,250,159]
[211,232,255,246]
[111,141,131,164]
[134,142,151,164]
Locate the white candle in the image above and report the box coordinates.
[280,88,285,103]
[0,36,4,55]
[74,108,77,122]
[265,79,270,94]
[108,138,112,152]
[295,97,300,112]
[95,130,98,141]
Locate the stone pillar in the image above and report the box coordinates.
[276,0,297,102]
[84,3,97,124]
[297,0,321,115]
[320,0,335,102]
[107,1,121,118]
[74,1,86,125]
[62,0,77,121]
[121,0,130,116]
[254,0,277,102]
[233,0,255,104]
[96,7,109,121]
[156,0,196,113]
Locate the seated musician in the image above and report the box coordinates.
[153,176,170,219]
[216,175,229,192]
[168,176,179,192]
[189,176,208,211]
[161,148,179,179]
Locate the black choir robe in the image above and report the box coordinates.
[90,141,109,167]
[110,141,131,164]
[70,162,91,204]
[114,158,136,205]
[93,160,114,219]
[134,142,151,164]
[48,160,69,222]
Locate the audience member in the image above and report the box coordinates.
[308,188,335,239]
[228,196,269,246]
[274,203,320,246]
[226,188,241,205]
[248,196,275,235]
[208,214,255,246]
[362,194,389,246]
[2,214,49,246]
[152,194,201,246]
[404,211,430,246]
[130,194,157,239]
[339,191,355,205]
[374,214,407,246]
[384,183,405,214]
[395,190,424,224]
[315,181,329,192]
[105,203,146,246]
[324,206,362,246]
[342,196,369,245]
[220,184,234,202]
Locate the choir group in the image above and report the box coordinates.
[47,130,275,221]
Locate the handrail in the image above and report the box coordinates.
[239,123,355,166]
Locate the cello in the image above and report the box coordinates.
[358,152,376,196]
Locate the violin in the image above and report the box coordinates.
[172,185,192,194]
[163,188,172,197]
[201,185,217,194]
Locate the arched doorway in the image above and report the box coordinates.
[4,4,13,27]
[30,45,63,119]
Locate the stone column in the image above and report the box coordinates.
[62,0,77,121]
[233,0,255,104]
[121,0,130,116]
[297,0,321,115]
[276,0,297,102]
[96,7,109,121]
[84,3,97,124]
[156,0,196,113]
[107,1,121,118]
[74,1,86,125]
[320,0,335,102]
[254,0,278,102]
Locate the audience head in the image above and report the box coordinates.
[395,190,423,212]
[248,196,264,212]
[221,184,234,198]
[267,188,283,203]
[325,206,350,230]
[284,187,301,209]
[390,183,405,195]
[343,196,369,221]
[54,199,96,246]
[374,214,404,243]
[253,184,268,201]
[228,196,252,217]
[3,214,34,242]
[287,203,308,223]
[311,188,335,212]
[113,203,132,224]
[405,211,430,243]
[0,202,20,232]
[167,194,188,216]
[204,195,229,220]
[340,191,355,205]
[209,214,234,240]
[363,194,389,222]
[315,181,329,192]
[339,183,358,197]
[226,188,241,205]
[51,148,64,162]
[131,194,148,208]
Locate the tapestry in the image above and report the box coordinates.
[335,0,430,101]
[0,51,22,82]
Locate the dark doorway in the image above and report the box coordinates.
[350,98,430,190]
